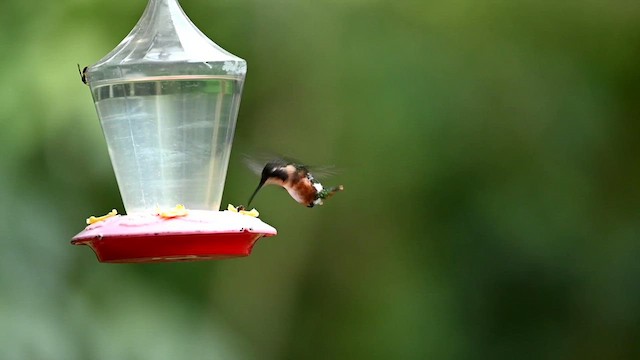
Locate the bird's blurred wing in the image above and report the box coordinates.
[242,154,266,175]
[307,165,340,178]
[242,152,340,178]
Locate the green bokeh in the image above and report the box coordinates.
[1,0,639,359]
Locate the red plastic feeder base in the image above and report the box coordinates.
[71,210,277,263]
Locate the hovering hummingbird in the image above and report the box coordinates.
[246,158,343,208]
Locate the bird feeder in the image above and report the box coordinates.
[72,0,276,263]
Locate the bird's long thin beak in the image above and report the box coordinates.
[247,179,266,206]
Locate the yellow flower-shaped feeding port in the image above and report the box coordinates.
[158,204,189,219]
[226,204,259,217]
[86,209,118,225]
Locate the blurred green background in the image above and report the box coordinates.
[1,0,639,359]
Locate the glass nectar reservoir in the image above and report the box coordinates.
[87,0,246,214]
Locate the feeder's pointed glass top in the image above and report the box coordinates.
[86,0,247,214]
[89,0,246,82]
[103,0,238,63]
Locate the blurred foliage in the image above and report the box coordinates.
[1,0,640,359]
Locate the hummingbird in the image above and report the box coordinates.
[246,158,343,208]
